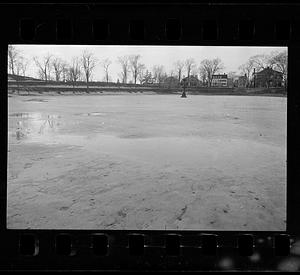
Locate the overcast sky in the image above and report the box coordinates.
[12,45,286,82]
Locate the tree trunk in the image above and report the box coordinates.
[17,79,19,94]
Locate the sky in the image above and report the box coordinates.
[12,45,286,82]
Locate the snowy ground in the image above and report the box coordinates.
[7,94,287,230]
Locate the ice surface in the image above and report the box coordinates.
[7,94,287,230]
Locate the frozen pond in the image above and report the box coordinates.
[7,94,287,230]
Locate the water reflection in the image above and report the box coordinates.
[16,121,26,140]
[39,115,56,134]
[10,113,61,141]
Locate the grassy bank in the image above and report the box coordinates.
[8,82,287,97]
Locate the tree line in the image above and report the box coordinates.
[7,45,225,88]
[8,45,287,89]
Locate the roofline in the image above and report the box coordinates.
[255,68,283,75]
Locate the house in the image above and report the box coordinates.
[181,75,200,87]
[253,67,283,88]
[211,74,228,87]
[238,74,248,87]
[227,78,234,88]
[227,77,239,88]
[163,76,180,88]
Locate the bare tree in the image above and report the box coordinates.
[118,56,130,84]
[8,45,19,75]
[200,58,224,87]
[191,67,198,77]
[69,57,82,87]
[129,55,144,85]
[270,50,288,87]
[34,54,52,82]
[249,54,271,71]
[137,64,146,84]
[227,71,238,87]
[82,50,97,91]
[15,60,22,76]
[19,57,30,77]
[102,58,112,83]
[152,65,166,85]
[13,56,29,77]
[198,65,207,86]
[138,71,144,84]
[238,59,255,87]
[174,60,185,82]
[184,58,196,86]
[61,62,69,82]
[227,71,238,79]
[52,57,65,82]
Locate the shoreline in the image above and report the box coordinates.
[8,92,287,98]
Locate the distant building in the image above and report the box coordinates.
[253,67,283,88]
[238,74,248,87]
[211,74,228,87]
[181,75,200,87]
[163,76,180,88]
[227,77,239,88]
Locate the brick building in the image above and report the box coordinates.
[181,75,201,87]
[253,67,283,88]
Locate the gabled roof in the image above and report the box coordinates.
[182,75,199,80]
[255,67,283,75]
[165,76,179,81]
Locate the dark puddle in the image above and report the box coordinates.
[224,115,240,120]
[10,112,42,119]
[10,113,60,119]
[75,112,107,117]
[75,111,127,117]
[23,99,48,102]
